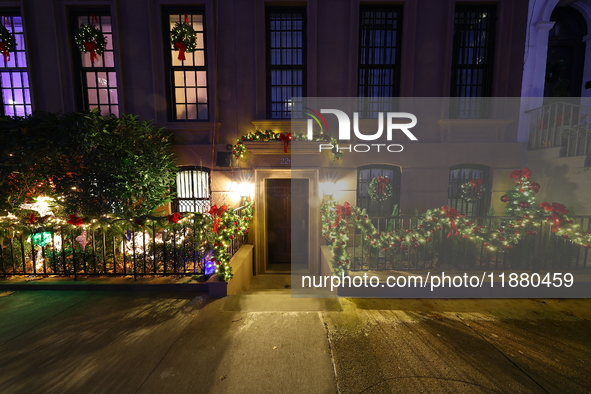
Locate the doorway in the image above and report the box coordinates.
[265,179,309,272]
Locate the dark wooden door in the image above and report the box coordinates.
[266,179,309,265]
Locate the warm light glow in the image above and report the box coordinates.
[19,196,55,217]
[237,182,254,198]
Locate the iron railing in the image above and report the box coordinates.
[0,217,247,279]
[527,101,591,156]
[347,216,590,271]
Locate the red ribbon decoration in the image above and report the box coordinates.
[469,178,483,198]
[174,42,187,61]
[168,212,182,223]
[83,41,98,64]
[377,176,389,195]
[28,213,37,225]
[441,205,461,238]
[279,133,292,153]
[209,204,228,233]
[0,42,9,63]
[67,215,84,227]
[510,167,532,192]
[540,202,569,232]
[332,202,352,228]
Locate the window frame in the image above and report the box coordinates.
[0,9,33,117]
[265,6,307,120]
[162,7,209,122]
[172,166,212,213]
[357,4,403,118]
[356,164,401,219]
[447,164,491,217]
[449,4,497,119]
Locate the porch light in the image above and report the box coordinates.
[237,182,254,199]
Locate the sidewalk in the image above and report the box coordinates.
[0,275,590,393]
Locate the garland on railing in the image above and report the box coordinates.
[232,130,343,161]
[322,171,591,276]
[0,201,254,281]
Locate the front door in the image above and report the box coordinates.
[266,179,309,269]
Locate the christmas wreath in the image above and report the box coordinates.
[368,176,393,202]
[74,23,107,64]
[459,179,486,203]
[170,18,197,61]
[0,25,16,63]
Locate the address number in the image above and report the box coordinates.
[280,157,292,165]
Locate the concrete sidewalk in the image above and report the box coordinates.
[0,276,590,393]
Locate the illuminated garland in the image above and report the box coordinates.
[368,177,393,202]
[232,130,343,161]
[459,179,486,203]
[0,201,254,281]
[322,170,591,275]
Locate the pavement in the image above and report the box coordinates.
[0,276,590,393]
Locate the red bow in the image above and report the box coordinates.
[510,168,532,192]
[168,212,182,223]
[540,202,569,232]
[175,42,187,61]
[279,133,292,153]
[469,178,483,198]
[0,41,9,63]
[28,213,37,225]
[209,204,228,233]
[83,41,98,64]
[332,202,352,228]
[67,215,84,227]
[377,176,389,195]
[441,206,461,238]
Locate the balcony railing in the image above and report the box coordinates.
[527,101,591,157]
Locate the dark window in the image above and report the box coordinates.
[450,5,496,118]
[447,164,491,216]
[172,166,211,213]
[164,10,208,121]
[71,11,119,116]
[357,165,401,218]
[358,5,402,117]
[0,12,32,116]
[266,7,306,119]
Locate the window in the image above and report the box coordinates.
[266,7,306,119]
[357,5,402,117]
[0,12,32,116]
[70,12,119,116]
[164,10,208,121]
[357,165,401,218]
[450,5,496,118]
[172,166,211,213]
[447,165,491,216]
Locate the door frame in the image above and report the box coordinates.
[254,169,319,275]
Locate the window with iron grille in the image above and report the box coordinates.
[357,165,401,218]
[163,9,208,121]
[450,5,496,119]
[266,7,306,119]
[447,164,491,216]
[71,11,119,116]
[357,5,402,118]
[0,12,32,116]
[172,166,211,213]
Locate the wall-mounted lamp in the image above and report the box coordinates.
[237,182,254,201]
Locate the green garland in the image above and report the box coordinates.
[322,170,591,276]
[368,177,393,202]
[74,24,107,57]
[459,180,486,203]
[232,130,343,161]
[0,25,17,55]
[170,21,197,53]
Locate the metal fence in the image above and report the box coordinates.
[527,101,591,157]
[0,219,246,279]
[348,216,591,272]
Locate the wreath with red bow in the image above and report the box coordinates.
[0,25,16,64]
[74,23,107,64]
[368,176,393,202]
[459,179,487,203]
[170,16,197,61]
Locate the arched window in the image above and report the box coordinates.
[172,166,211,213]
[357,164,401,218]
[448,165,491,216]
